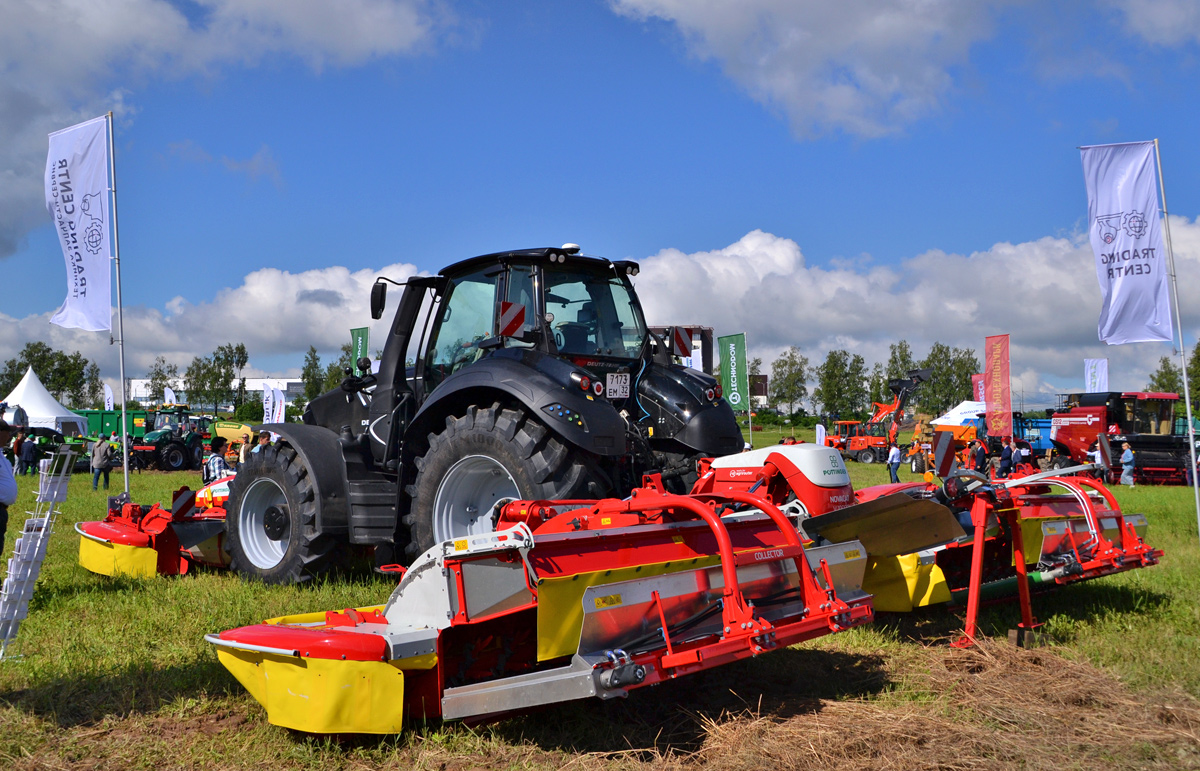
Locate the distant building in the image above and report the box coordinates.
[750,374,769,409]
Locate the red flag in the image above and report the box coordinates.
[984,335,1012,439]
[971,373,985,402]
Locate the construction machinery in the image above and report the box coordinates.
[225,246,743,584]
[1046,391,1196,483]
[823,369,930,463]
[207,444,874,733]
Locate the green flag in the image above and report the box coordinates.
[718,333,749,412]
[350,327,370,376]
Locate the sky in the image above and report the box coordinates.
[2,0,1200,411]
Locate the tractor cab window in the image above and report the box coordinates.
[154,413,180,432]
[500,265,537,348]
[542,267,646,360]
[424,268,500,390]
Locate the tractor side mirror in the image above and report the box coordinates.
[370,282,387,320]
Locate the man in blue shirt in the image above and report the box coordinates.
[1119,442,1135,488]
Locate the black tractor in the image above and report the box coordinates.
[225,246,744,583]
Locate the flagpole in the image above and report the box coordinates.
[1154,139,1200,539]
[107,112,130,496]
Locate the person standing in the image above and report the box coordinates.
[0,420,17,559]
[203,437,235,484]
[998,438,1013,478]
[887,442,901,484]
[90,436,115,491]
[973,440,989,475]
[17,432,37,476]
[237,432,252,470]
[1120,442,1136,488]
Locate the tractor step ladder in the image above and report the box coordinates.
[0,447,76,660]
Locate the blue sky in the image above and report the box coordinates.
[2,0,1200,408]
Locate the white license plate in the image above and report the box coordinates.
[606,373,630,399]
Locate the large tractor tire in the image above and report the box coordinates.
[403,403,608,562]
[189,442,203,470]
[911,454,926,474]
[158,441,189,471]
[857,449,876,464]
[1049,454,1075,470]
[225,444,337,584]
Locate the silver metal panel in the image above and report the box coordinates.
[441,655,600,720]
[460,557,533,620]
[803,493,965,556]
[805,540,868,601]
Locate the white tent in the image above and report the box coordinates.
[930,400,987,427]
[1,367,87,436]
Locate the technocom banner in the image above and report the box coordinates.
[718,333,748,412]
[1080,141,1172,344]
[350,327,370,377]
[46,116,111,332]
[984,334,1012,439]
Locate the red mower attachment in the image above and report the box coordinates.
[76,478,234,578]
[207,479,872,734]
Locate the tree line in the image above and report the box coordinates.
[750,339,980,421]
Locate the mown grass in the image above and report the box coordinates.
[0,449,1198,769]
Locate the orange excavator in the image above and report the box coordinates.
[824,369,931,464]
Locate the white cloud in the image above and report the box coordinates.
[610,0,1004,138]
[0,260,421,386]
[636,221,1200,403]
[1108,0,1200,46]
[0,0,449,257]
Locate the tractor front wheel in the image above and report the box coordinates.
[1050,454,1074,470]
[858,449,876,464]
[159,441,189,471]
[911,454,926,474]
[404,403,607,562]
[225,444,337,584]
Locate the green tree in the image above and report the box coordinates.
[867,362,887,406]
[302,346,324,403]
[0,342,102,407]
[770,346,809,415]
[812,350,867,418]
[1147,356,1183,394]
[886,340,916,381]
[184,355,217,413]
[748,357,762,377]
[918,342,979,416]
[215,343,249,407]
[146,356,179,404]
[322,343,354,393]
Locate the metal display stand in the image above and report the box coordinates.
[0,447,76,660]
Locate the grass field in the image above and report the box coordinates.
[1,440,1199,769]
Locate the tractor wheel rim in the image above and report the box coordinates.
[167,449,183,466]
[432,454,519,544]
[238,477,291,569]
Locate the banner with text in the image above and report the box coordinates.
[273,387,285,423]
[46,116,111,332]
[971,373,985,402]
[984,335,1012,439]
[262,387,274,425]
[350,327,370,377]
[1080,141,1172,344]
[718,333,749,412]
[1084,358,1109,393]
[103,384,113,411]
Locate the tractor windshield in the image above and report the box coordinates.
[542,266,647,361]
[1123,398,1178,436]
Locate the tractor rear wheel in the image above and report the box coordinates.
[159,441,189,471]
[1050,454,1074,470]
[225,444,337,584]
[403,403,608,562]
[911,454,926,474]
[858,449,876,464]
[189,442,203,470]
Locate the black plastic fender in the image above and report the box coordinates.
[637,364,744,456]
[406,350,627,457]
[255,422,351,536]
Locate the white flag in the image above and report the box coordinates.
[103,383,114,411]
[1080,141,1172,344]
[164,386,177,405]
[814,424,826,446]
[273,387,286,423]
[262,386,275,424]
[1084,358,1109,393]
[46,116,111,332]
